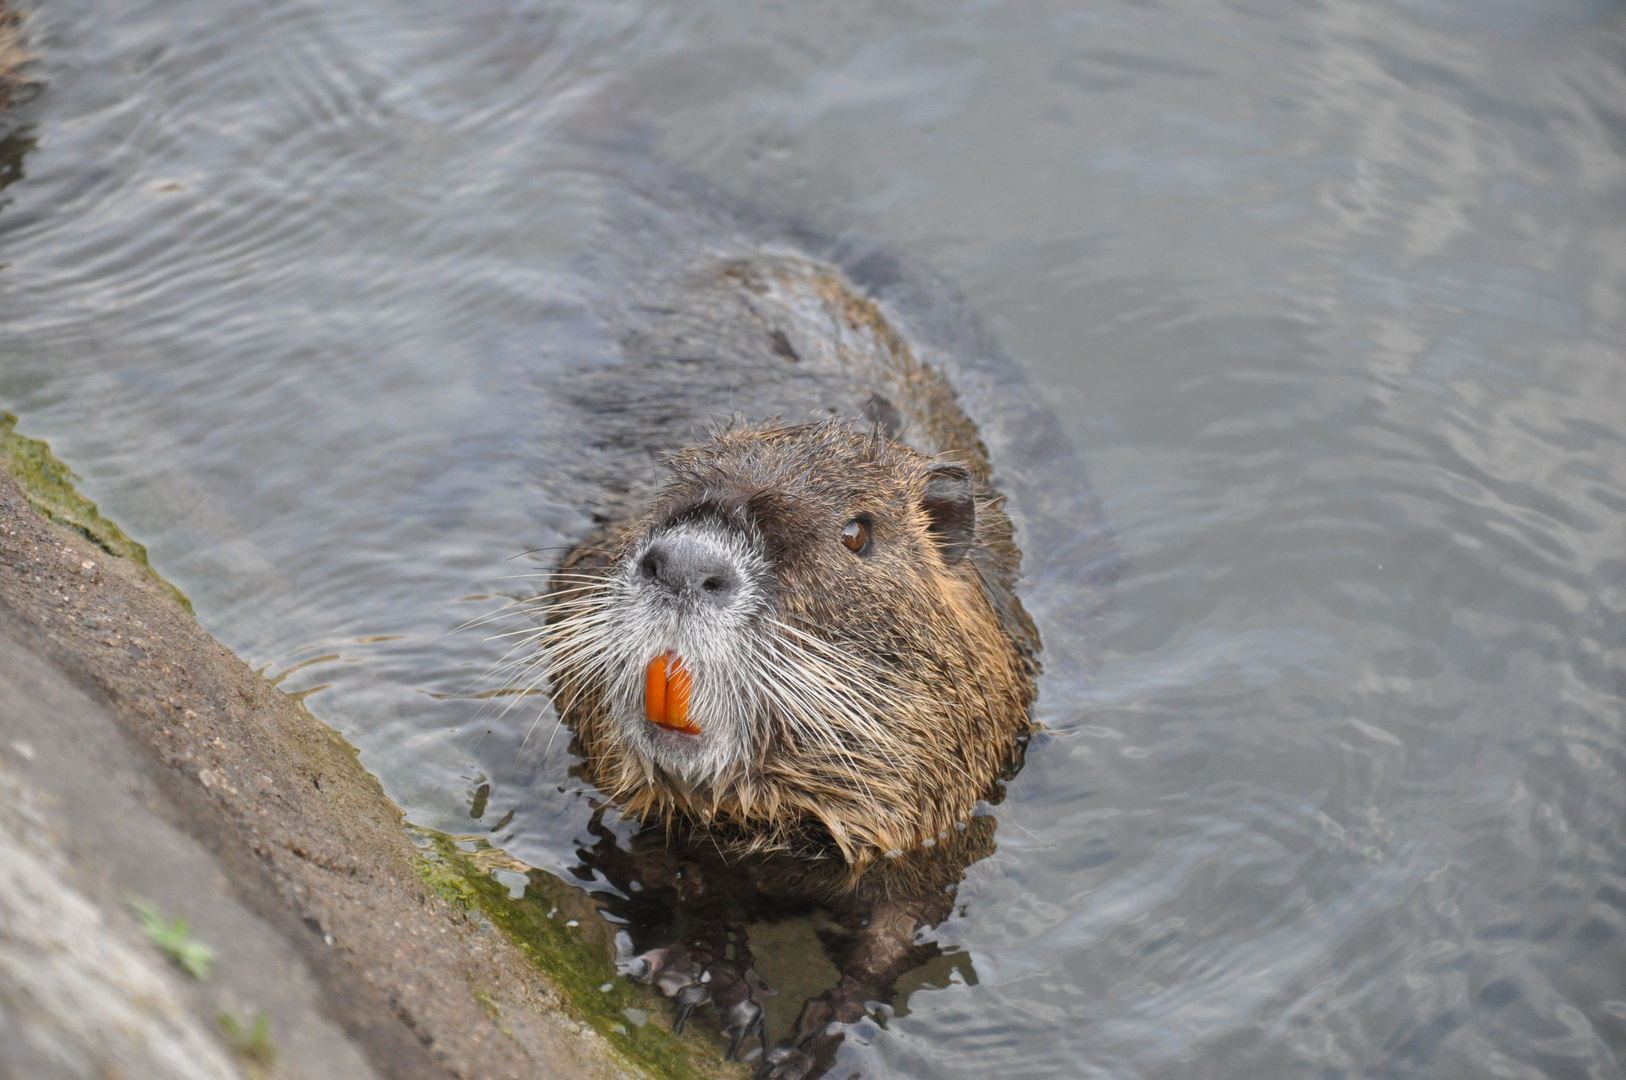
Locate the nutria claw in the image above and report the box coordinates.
[618,937,774,1061]
[718,985,772,1063]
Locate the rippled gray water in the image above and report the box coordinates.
[3,0,1624,1076]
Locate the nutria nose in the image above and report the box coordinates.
[638,534,744,608]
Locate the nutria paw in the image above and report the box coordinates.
[756,1044,819,1080]
[617,937,774,1061]
[757,976,900,1080]
[754,992,851,1080]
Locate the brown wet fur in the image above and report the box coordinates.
[554,421,1037,880]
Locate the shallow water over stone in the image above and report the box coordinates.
[2,0,1624,1076]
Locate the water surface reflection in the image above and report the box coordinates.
[1,0,1623,1075]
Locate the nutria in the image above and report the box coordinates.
[518,172,1067,1078]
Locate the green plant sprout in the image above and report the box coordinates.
[217,1011,277,1069]
[123,895,216,979]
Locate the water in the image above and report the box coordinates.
[2,0,1624,1076]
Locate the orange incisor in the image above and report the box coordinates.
[644,652,698,734]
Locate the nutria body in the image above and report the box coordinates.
[522,163,1073,1078]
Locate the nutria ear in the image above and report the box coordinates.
[921,463,976,563]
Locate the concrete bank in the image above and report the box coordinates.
[0,421,743,1079]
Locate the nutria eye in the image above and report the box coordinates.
[840,519,870,554]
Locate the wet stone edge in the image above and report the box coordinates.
[411,829,748,1080]
[0,413,745,1080]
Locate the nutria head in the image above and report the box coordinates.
[535,421,1038,866]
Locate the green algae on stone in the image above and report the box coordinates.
[0,412,192,611]
[472,990,515,1038]
[408,827,747,1080]
[412,839,480,910]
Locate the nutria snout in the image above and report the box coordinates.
[536,420,1037,866]
[636,528,750,609]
